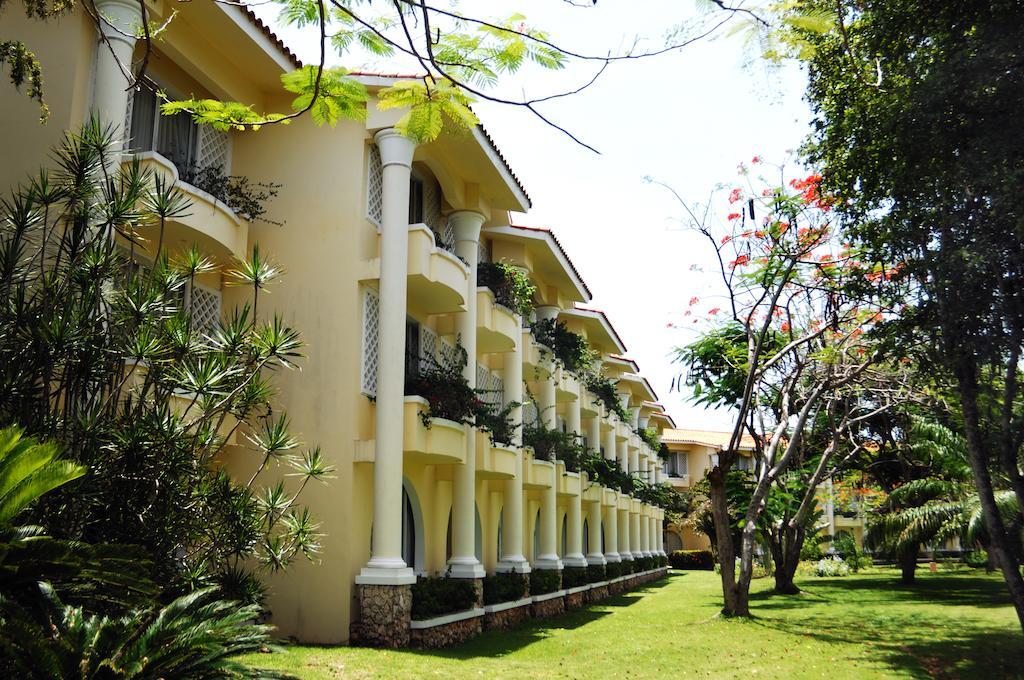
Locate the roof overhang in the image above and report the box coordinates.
[619,373,658,403]
[561,306,626,355]
[486,225,591,303]
[650,412,677,429]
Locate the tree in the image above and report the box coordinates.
[0,119,331,605]
[2,1,759,150]
[659,162,903,614]
[784,0,1024,633]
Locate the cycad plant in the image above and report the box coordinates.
[0,425,293,679]
[0,119,331,604]
[864,417,1018,583]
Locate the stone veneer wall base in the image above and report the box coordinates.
[351,583,412,648]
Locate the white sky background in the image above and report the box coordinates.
[257,1,812,430]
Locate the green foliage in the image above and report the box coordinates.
[583,371,630,422]
[411,575,477,619]
[1,41,46,121]
[531,319,593,375]
[585,563,606,583]
[0,120,330,602]
[965,550,989,569]
[179,164,282,225]
[528,568,561,595]
[668,550,715,571]
[522,424,586,471]
[813,556,851,577]
[2,587,295,679]
[832,533,870,573]
[636,426,660,451]
[580,455,635,497]
[0,427,83,526]
[604,561,622,579]
[477,261,535,319]
[561,566,588,589]
[282,66,369,127]
[378,78,478,143]
[620,558,635,575]
[482,569,527,605]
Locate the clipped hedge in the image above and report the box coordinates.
[529,568,562,596]
[658,554,669,568]
[605,561,622,579]
[635,555,654,572]
[620,559,636,575]
[482,570,527,605]
[411,576,478,620]
[561,566,589,589]
[669,549,714,571]
[586,563,607,583]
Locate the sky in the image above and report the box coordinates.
[258,1,812,431]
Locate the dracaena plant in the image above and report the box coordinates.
[0,119,332,607]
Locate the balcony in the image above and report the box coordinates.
[476,288,518,353]
[523,453,554,490]
[557,462,581,497]
[617,494,631,511]
[666,473,691,488]
[601,488,618,507]
[406,224,470,314]
[521,331,548,375]
[579,390,601,418]
[127,152,248,262]
[582,483,603,504]
[402,396,466,464]
[475,431,518,479]
[555,369,580,404]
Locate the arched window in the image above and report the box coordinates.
[532,509,541,560]
[560,515,568,557]
[666,531,683,553]
[582,518,590,555]
[400,481,425,572]
[497,512,504,560]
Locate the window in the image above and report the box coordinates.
[360,288,380,396]
[664,451,688,477]
[408,174,425,224]
[735,455,753,472]
[128,85,199,174]
[404,318,421,390]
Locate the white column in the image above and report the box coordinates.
[603,425,616,464]
[640,454,649,483]
[617,508,630,562]
[448,210,486,579]
[630,509,641,559]
[358,129,417,585]
[93,0,142,142]
[641,508,651,557]
[629,445,639,476]
[499,335,529,573]
[604,502,620,563]
[587,415,601,457]
[563,394,586,567]
[630,406,641,429]
[618,436,629,474]
[534,305,560,570]
[586,500,605,565]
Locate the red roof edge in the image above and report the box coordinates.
[573,305,628,353]
[508,224,592,300]
[242,7,303,69]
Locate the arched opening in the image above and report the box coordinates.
[560,514,568,557]
[443,506,483,564]
[445,510,452,562]
[497,511,504,560]
[665,530,683,553]
[532,509,541,559]
[400,479,425,573]
[582,518,589,555]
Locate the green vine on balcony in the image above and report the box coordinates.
[477,261,535,319]
[522,423,587,472]
[405,338,517,445]
[636,426,660,451]
[180,163,282,225]
[530,318,594,375]
[583,371,630,422]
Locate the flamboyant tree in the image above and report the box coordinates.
[3,0,752,150]
[658,161,907,613]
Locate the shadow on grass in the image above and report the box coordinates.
[397,573,678,660]
[749,574,1024,678]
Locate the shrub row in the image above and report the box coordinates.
[411,576,478,620]
[561,566,589,589]
[529,568,562,595]
[586,564,606,583]
[620,559,636,575]
[668,549,715,571]
[605,561,622,579]
[482,570,527,605]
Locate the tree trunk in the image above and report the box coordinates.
[957,361,1024,635]
[899,544,918,585]
[709,467,750,617]
[774,523,804,594]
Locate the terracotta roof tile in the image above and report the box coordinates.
[242,7,303,69]
[661,428,757,451]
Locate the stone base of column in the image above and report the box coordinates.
[586,553,606,566]
[351,583,412,648]
[603,553,621,563]
[496,557,532,574]
[561,553,588,568]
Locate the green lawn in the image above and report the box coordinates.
[243,569,1023,679]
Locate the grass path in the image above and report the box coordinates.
[243,569,1023,679]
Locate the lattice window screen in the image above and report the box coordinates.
[439,337,459,369]
[424,177,442,235]
[367,144,383,225]
[196,126,231,172]
[490,371,505,409]
[477,242,490,264]
[522,400,538,427]
[190,285,221,335]
[443,219,455,249]
[361,288,380,396]
[419,325,438,372]
[122,90,134,151]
